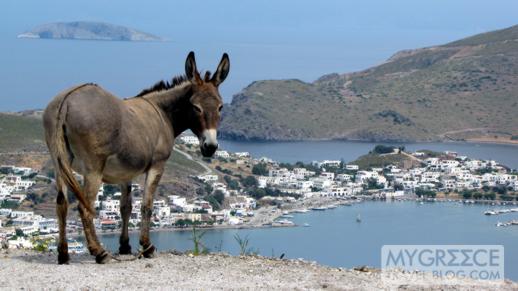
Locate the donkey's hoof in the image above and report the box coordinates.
[142,244,156,258]
[95,250,111,264]
[58,252,70,265]
[119,244,132,255]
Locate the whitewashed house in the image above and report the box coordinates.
[345,164,359,171]
[214,150,230,159]
[179,135,199,145]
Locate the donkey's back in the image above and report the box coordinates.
[44,83,168,183]
[44,83,123,152]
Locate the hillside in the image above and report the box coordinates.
[0,113,45,152]
[220,25,518,142]
[0,112,207,217]
[18,21,164,42]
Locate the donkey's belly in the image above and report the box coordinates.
[102,154,146,184]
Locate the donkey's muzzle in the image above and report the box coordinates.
[201,142,218,157]
[200,129,218,157]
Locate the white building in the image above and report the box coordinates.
[310,178,332,190]
[336,174,352,182]
[234,152,250,158]
[169,195,187,208]
[197,174,218,183]
[214,150,230,159]
[345,164,359,171]
[179,135,199,145]
[10,211,34,218]
[320,172,335,181]
[318,160,341,168]
[102,198,120,213]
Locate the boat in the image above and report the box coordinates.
[327,205,337,209]
[273,219,295,227]
[282,214,294,218]
[294,209,309,213]
[48,238,86,254]
[484,210,497,215]
[303,223,310,227]
[356,214,362,223]
[311,207,327,211]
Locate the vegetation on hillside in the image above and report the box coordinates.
[0,113,45,152]
[221,25,518,142]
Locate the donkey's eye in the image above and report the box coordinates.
[193,105,202,114]
[218,105,223,112]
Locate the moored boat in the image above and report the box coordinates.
[273,219,295,227]
[48,238,86,254]
[311,207,327,211]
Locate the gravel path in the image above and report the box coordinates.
[0,250,516,290]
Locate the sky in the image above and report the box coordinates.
[1,0,518,110]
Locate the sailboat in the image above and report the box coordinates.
[356,214,362,223]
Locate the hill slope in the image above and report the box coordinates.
[220,25,518,142]
[18,21,163,42]
[0,113,45,152]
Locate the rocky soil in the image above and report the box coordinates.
[0,250,515,290]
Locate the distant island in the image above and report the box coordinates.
[17,21,164,42]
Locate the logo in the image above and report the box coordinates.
[381,245,504,286]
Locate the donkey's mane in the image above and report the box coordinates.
[135,71,213,97]
[135,75,189,97]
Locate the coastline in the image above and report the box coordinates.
[69,197,349,238]
[76,195,518,239]
[219,137,518,146]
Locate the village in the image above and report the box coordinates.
[1,136,517,251]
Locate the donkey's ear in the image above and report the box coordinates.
[185,51,202,83]
[211,53,230,86]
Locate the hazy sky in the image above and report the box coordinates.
[1,0,518,110]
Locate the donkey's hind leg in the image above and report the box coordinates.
[118,182,133,254]
[78,172,110,264]
[55,177,70,264]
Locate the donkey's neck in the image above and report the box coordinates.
[146,82,193,137]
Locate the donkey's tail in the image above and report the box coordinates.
[47,84,94,214]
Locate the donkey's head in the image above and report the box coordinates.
[185,52,230,157]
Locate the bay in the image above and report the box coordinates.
[219,140,518,169]
[96,201,518,280]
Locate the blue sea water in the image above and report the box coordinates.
[96,201,518,280]
[219,140,518,169]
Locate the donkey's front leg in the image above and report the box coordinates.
[119,182,133,255]
[139,163,165,258]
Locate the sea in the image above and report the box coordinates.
[97,200,518,281]
[93,140,518,280]
[219,139,518,169]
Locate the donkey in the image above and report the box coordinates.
[43,51,229,264]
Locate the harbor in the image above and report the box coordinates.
[94,200,518,281]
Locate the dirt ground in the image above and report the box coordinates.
[0,250,515,290]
